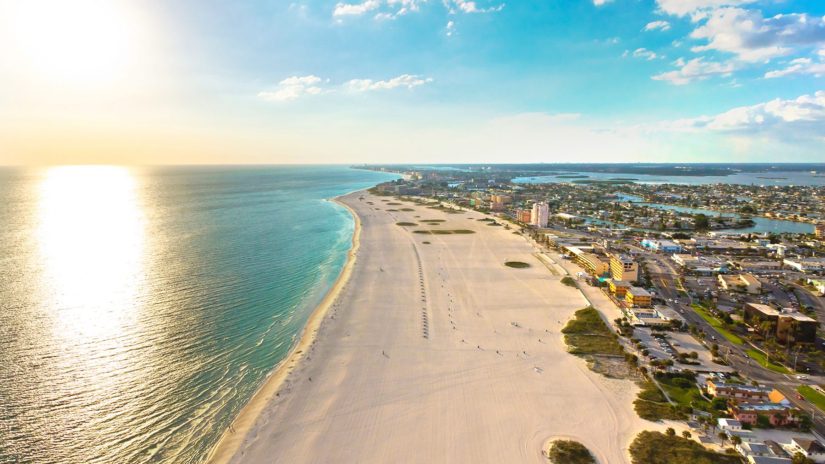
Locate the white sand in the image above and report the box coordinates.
[212,192,666,464]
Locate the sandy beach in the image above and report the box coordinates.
[210,191,666,464]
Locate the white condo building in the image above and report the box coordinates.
[531,202,549,228]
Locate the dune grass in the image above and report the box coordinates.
[547,440,595,464]
[396,222,417,226]
[562,307,624,357]
[412,229,476,235]
[629,431,743,464]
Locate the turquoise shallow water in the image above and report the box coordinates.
[0,165,397,463]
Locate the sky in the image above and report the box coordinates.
[0,0,824,165]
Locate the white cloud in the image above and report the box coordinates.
[765,56,825,79]
[333,0,426,19]
[258,75,325,102]
[652,57,736,85]
[644,20,671,32]
[446,20,455,36]
[443,0,504,14]
[665,91,825,134]
[655,0,755,17]
[632,48,659,60]
[335,0,501,19]
[593,0,613,6]
[690,8,825,62]
[259,74,432,101]
[345,74,433,92]
[333,0,381,17]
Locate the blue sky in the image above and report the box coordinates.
[0,0,824,164]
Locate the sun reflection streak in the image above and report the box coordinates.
[37,166,146,341]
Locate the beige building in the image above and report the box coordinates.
[610,254,638,282]
[717,273,762,294]
[531,202,549,228]
[626,287,652,308]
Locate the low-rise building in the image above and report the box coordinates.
[784,257,825,273]
[730,403,798,427]
[816,223,825,238]
[744,303,818,344]
[641,239,683,253]
[626,287,652,308]
[706,380,772,401]
[718,273,762,294]
[608,279,631,297]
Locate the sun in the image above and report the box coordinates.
[10,0,140,85]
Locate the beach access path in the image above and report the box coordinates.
[220,192,666,464]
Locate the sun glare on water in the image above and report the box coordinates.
[10,0,141,85]
[37,166,147,341]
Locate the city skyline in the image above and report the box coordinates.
[1,0,824,165]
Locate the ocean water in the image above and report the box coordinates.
[0,165,397,464]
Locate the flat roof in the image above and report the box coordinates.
[745,303,781,317]
[628,287,651,297]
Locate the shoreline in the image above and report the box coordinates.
[206,195,363,464]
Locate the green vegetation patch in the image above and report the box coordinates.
[386,209,399,212]
[400,208,415,211]
[422,241,431,244]
[547,440,596,464]
[562,307,624,357]
[746,349,790,374]
[691,304,744,345]
[629,431,743,464]
[396,222,418,226]
[412,229,476,235]
[386,202,402,205]
[420,219,446,223]
[504,261,530,268]
[561,276,577,288]
[798,385,825,412]
[634,380,686,421]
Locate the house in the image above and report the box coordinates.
[789,437,825,462]
[727,429,759,444]
[737,441,770,457]
[747,457,792,464]
[718,418,742,431]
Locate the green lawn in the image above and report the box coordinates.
[798,385,825,411]
[691,304,744,345]
[745,349,790,374]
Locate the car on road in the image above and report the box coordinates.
[796,375,809,380]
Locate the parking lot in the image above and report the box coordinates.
[636,328,734,372]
